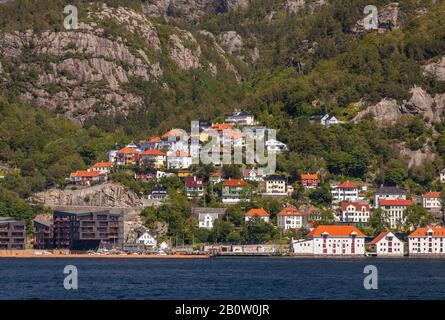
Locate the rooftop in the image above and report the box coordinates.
[307,225,365,237]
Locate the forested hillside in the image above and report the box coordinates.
[2,0,445,224]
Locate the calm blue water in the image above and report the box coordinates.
[0,257,445,300]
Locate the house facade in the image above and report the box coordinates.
[147,186,168,200]
[33,219,53,250]
[90,162,113,175]
[225,110,255,126]
[339,201,371,225]
[185,176,205,198]
[115,147,140,166]
[277,207,308,230]
[263,175,287,196]
[422,192,441,212]
[368,231,404,256]
[140,149,166,169]
[136,231,157,247]
[245,209,270,223]
[0,217,26,250]
[242,168,264,182]
[409,228,445,255]
[222,179,250,204]
[380,199,413,229]
[300,174,319,190]
[292,225,366,256]
[192,207,226,229]
[70,170,107,186]
[331,182,361,202]
[167,150,192,169]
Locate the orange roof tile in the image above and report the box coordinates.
[149,136,161,143]
[162,129,187,139]
[369,232,390,245]
[141,149,166,156]
[301,174,318,180]
[409,228,445,237]
[71,170,102,178]
[117,147,139,154]
[210,123,233,131]
[246,209,269,217]
[307,225,365,237]
[423,192,441,198]
[277,207,305,217]
[224,179,248,187]
[341,202,370,212]
[337,181,359,189]
[92,162,113,168]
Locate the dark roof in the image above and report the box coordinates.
[0,217,23,223]
[375,186,406,195]
[151,186,167,193]
[34,219,53,227]
[229,110,252,117]
[265,175,286,181]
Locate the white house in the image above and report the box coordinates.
[440,169,445,183]
[331,181,362,202]
[339,201,371,225]
[320,114,342,127]
[90,162,113,175]
[409,227,445,255]
[265,139,288,153]
[245,209,270,223]
[292,225,366,256]
[225,110,255,126]
[422,192,441,211]
[167,150,192,169]
[192,207,226,229]
[379,199,413,229]
[136,231,157,247]
[242,168,265,182]
[263,175,287,196]
[368,231,404,256]
[374,185,406,208]
[277,207,308,230]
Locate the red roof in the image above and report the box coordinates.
[336,181,359,189]
[149,136,161,143]
[277,207,305,217]
[409,228,445,237]
[210,123,233,131]
[186,177,204,188]
[341,202,370,212]
[170,150,190,157]
[117,147,139,154]
[307,225,365,237]
[301,174,318,180]
[141,149,166,156]
[92,162,113,168]
[224,179,248,187]
[246,208,269,217]
[369,232,390,245]
[423,192,441,198]
[71,170,102,177]
[379,199,413,206]
[162,129,187,139]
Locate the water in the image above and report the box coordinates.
[0,257,445,300]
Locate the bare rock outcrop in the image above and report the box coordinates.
[218,31,243,56]
[29,183,144,208]
[169,31,202,70]
[424,56,445,81]
[396,142,435,168]
[353,2,401,34]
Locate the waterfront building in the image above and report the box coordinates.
[408,227,445,255]
[53,209,123,251]
[0,217,26,250]
[292,225,366,256]
[368,231,404,256]
[33,219,53,250]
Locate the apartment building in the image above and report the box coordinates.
[0,217,26,250]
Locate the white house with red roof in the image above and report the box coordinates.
[292,225,366,255]
[339,201,371,225]
[245,209,270,223]
[242,167,265,182]
[222,179,250,204]
[300,174,319,190]
[277,207,308,230]
[379,199,413,229]
[409,227,445,255]
[185,176,204,198]
[374,185,407,208]
[331,181,363,202]
[90,162,113,175]
[167,150,192,169]
[422,192,441,211]
[69,170,107,186]
[140,149,166,169]
[368,231,404,256]
[115,146,140,166]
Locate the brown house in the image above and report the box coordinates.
[0,217,26,250]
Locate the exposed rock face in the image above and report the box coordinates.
[29,183,144,208]
[397,142,435,168]
[354,86,445,125]
[353,2,401,34]
[218,31,243,56]
[424,56,445,81]
[284,0,305,14]
[169,31,202,70]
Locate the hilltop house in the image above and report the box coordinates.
[409,228,445,255]
[380,199,413,229]
[167,150,192,169]
[368,231,404,256]
[242,167,265,182]
[339,201,371,226]
[263,175,287,196]
[265,139,288,153]
[331,182,363,202]
[245,209,270,223]
[422,192,441,212]
[185,177,204,198]
[277,207,308,230]
[192,207,226,229]
[292,225,366,256]
[300,173,319,190]
[140,149,166,169]
[225,110,255,126]
[90,162,113,175]
[147,186,168,201]
[70,170,107,186]
[115,146,140,166]
[374,185,406,208]
[222,179,250,204]
[310,114,343,127]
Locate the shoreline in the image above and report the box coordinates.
[0,253,210,259]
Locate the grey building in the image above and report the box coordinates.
[33,219,53,250]
[374,186,407,208]
[53,209,124,251]
[0,217,26,250]
[192,207,226,229]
